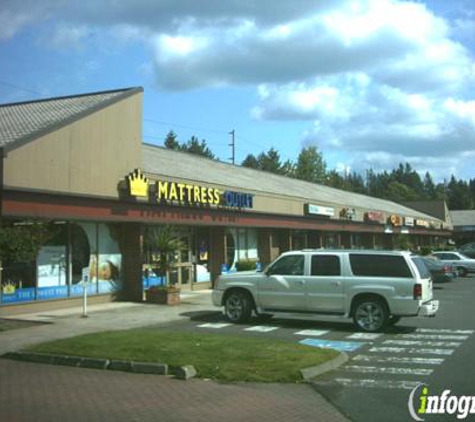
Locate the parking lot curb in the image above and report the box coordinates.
[2,351,197,379]
[3,351,110,369]
[300,352,349,381]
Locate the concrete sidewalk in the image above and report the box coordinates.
[0,291,349,422]
[0,290,215,355]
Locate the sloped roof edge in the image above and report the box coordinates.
[1,86,143,154]
[141,143,445,222]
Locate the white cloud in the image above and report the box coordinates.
[47,24,90,49]
[1,0,475,180]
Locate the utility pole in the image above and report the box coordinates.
[229,130,235,165]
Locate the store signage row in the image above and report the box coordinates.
[340,207,356,220]
[307,205,437,230]
[126,169,254,209]
[305,204,335,217]
[389,215,402,227]
[365,211,384,223]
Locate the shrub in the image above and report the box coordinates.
[235,258,259,271]
[419,246,432,256]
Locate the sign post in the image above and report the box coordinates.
[81,268,89,318]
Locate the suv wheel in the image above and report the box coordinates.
[224,291,252,323]
[353,298,389,332]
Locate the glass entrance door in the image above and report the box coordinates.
[170,232,193,289]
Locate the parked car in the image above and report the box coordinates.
[458,242,475,259]
[421,256,455,283]
[213,250,439,332]
[430,251,475,277]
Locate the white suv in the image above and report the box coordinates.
[212,250,439,332]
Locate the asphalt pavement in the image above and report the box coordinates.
[148,279,475,422]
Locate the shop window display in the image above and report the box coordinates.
[226,228,258,271]
[1,221,122,304]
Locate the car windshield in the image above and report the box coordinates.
[458,252,471,260]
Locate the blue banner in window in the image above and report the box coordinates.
[37,286,69,300]
[1,287,36,303]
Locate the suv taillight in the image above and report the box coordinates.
[413,283,422,300]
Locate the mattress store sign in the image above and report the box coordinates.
[126,169,254,209]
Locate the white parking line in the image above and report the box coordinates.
[352,355,444,365]
[383,340,462,348]
[398,334,469,341]
[332,378,421,390]
[197,323,232,329]
[343,365,433,376]
[346,333,382,340]
[294,329,329,337]
[416,328,474,334]
[244,326,279,332]
[369,347,454,355]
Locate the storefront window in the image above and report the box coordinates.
[350,234,364,249]
[97,224,122,294]
[36,223,68,300]
[292,231,308,250]
[324,233,340,248]
[226,228,258,271]
[195,228,210,283]
[0,221,122,304]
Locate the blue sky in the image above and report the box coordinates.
[1,0,474,182]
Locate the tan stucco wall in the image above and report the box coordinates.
[4,92,142,199]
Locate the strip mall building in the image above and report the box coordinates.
[0,87,452,313]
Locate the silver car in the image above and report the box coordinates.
[430,251,475,277]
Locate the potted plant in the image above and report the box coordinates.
[144,225,185,305]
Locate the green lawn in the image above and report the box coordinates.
[27,329,339,383]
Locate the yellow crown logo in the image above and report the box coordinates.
[127,169,149,198]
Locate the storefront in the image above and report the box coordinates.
[0,87,452,312]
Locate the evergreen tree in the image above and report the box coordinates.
[241,154,259,169]
[257,148,286,175]
[183,136,215,159]
[294,146,327,184]
[446,175,472,210]
[385,181,419,203]
[347,172,366,194]
[326,170,346,190]
[423,172,437,199]
[164,131,181,150]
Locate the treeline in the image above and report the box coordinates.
[162,131,475,210]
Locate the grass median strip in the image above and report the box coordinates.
[26,329,339,383]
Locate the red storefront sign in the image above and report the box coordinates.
[365,211,384,223]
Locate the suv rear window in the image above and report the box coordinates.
[411,257,431,279]
[349,254,412,278]
[311,255,341,276]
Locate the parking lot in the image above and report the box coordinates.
[163,275,475,422]
[1,276,474,422]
